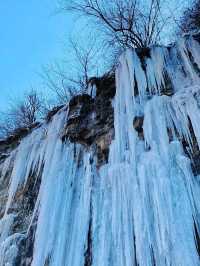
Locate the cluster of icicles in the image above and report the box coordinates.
[0,35,200,266]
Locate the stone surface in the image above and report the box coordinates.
[133,116,144,139]
[62,73,116,166]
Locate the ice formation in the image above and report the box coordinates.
[0,35,200,265]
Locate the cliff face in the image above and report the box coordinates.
[62,74,115,167]
[0,34,200,266]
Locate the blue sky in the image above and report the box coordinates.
[0,0,74,111]
[0,0,190,112]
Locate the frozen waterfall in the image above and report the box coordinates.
[0,34,200,265]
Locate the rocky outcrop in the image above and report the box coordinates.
[62,73,115,166]
[133,116,144,140]
[63,94,95,145]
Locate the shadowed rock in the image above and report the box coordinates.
[62,74,116,166]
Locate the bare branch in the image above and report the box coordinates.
[62,0,170,48]
[40,36,100,103]
[0,89,48,138]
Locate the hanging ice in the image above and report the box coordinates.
[0,34,200,266]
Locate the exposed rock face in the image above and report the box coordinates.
[64,94,95,145]
[62,73,115,166]
[133,116,144,140]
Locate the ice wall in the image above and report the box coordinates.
[0,34,200,266]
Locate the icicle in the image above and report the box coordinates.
[145,47,167,95]
[177,37,199,83]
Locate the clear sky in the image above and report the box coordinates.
[0,0,190,112]
[0,0,73,111]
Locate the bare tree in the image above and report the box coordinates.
[62,0,170,49]
[40,64,74,104]
[41,36,100,103]
[69,38,95,90]
[17,91,43,126]
[0,90,47,138]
